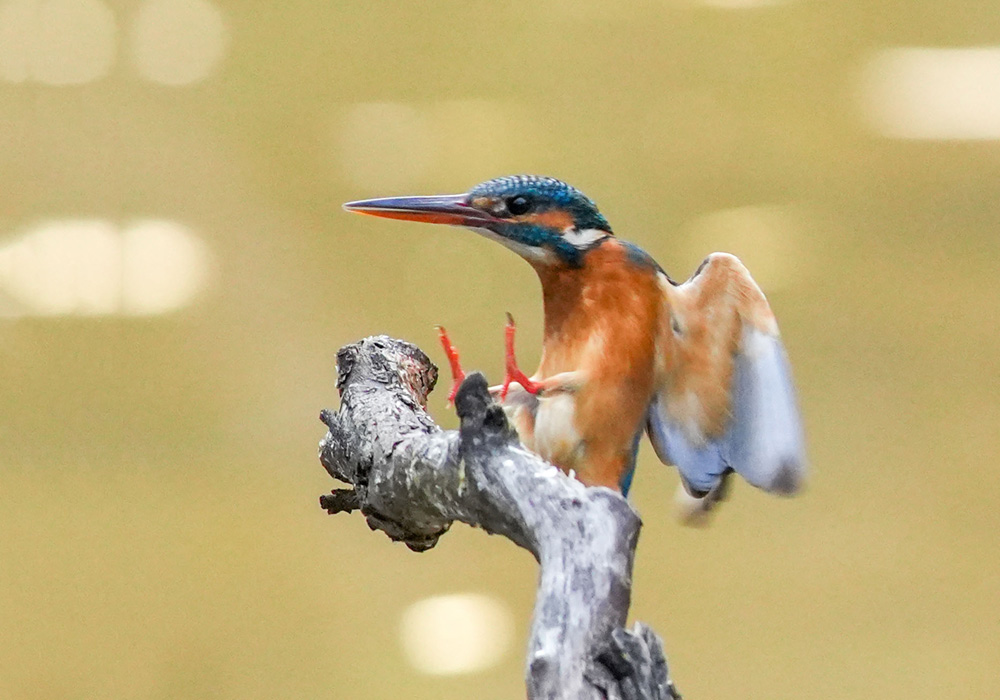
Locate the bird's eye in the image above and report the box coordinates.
[506,196,532,216]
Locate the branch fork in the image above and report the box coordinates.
[318,335,678,700]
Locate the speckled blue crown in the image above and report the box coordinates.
[469,175,612,233]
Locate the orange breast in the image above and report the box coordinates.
[525,239,667,491]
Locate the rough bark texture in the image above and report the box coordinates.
[318,335,679,700]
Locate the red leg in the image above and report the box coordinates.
[501,313,541,400]
[436,325,466,405]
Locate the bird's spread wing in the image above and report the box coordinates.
[646,253,806,505]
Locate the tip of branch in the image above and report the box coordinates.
[319,408,338,430]
[320,489,361,515]
[454,372,520,453]
[454,372,491,419]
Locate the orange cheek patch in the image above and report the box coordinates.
[529,210,576,230]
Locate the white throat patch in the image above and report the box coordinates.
[464,226,556,264]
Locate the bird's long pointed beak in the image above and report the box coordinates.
[343,194,497,226]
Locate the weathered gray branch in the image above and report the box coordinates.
[318,335,679,700]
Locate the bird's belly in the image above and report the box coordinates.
[531,393,584,469]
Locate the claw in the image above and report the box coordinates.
[501,313,541,400]
[436,325,466,405]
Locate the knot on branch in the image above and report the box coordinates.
[337,335,438,409]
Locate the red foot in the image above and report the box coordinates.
[501,313,541,400]
[436,325,466,405]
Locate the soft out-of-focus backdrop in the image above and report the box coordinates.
[2,1,999,698]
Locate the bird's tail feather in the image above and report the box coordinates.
[673,471,732,527]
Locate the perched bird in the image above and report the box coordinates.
[344,175,805,521]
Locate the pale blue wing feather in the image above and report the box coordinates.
[618,430,643,497]
[725,327,805,494]
[647,314,806,498]
[646,406,727,494]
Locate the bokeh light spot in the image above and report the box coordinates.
[121,220,210,315]
[860,47,1000,140]
[0,0,117,85]
[0,0,32,82]
[0,219,120,315]
[128,0,228,86]
[399,593,513,676]
[0,219,210,317]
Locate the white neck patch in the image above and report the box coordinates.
[562,227,608,249]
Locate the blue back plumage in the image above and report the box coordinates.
[619,430,643,497]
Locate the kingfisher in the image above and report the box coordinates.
[344,175,805,521]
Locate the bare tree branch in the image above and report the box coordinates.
[318,335,679,700]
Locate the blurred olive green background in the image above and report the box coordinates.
[2,0,999,698]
